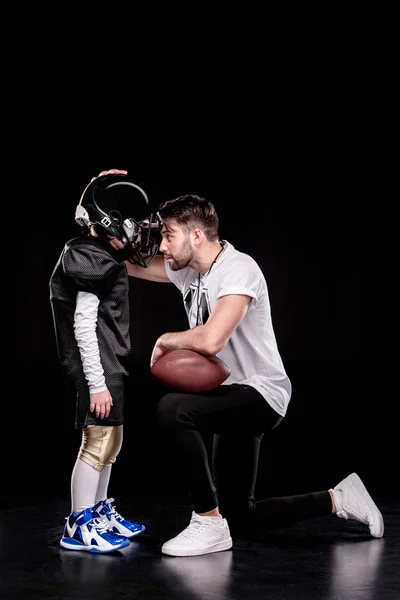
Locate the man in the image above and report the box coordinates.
[97,170,384,557]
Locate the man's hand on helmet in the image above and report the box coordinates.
[90,169,128,182]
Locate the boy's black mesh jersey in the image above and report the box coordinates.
[49,236,130,428]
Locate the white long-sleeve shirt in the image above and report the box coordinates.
[73,291,107,394]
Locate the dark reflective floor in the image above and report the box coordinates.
[1,496,399,600]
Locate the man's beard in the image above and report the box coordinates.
[168,238,193,271]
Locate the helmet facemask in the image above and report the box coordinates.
[123,213,161,267]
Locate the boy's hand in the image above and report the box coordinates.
[89,390,113,418]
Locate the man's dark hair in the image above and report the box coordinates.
[158,194,219,241]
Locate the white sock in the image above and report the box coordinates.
[95,464,112,503]
[71,458,101,513]
[330,488,343,513]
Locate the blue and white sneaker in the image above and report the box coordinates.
[60,507,130,553]
[94,498,146,538]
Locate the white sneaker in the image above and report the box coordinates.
[161,512,233,557]
[334,473,384,538]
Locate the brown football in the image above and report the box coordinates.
[151,349,231,393]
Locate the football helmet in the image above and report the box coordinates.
[75,174,160,267]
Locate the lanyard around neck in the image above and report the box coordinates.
[196,241,225,326]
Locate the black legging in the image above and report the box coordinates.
[156,384,332,534]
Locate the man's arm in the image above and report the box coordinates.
[124,255,171,282]
[150,294,251,366]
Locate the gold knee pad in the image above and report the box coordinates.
[78,425,123,471]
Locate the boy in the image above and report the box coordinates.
[49,173,159,553]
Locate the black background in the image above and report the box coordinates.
[8,77,394,509]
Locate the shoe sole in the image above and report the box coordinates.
[346,473,384,538]
[60,538,130,553]
[161,537,233,557]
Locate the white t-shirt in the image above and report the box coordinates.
[165,240,292,417]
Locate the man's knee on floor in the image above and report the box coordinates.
[220,497,255,517]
